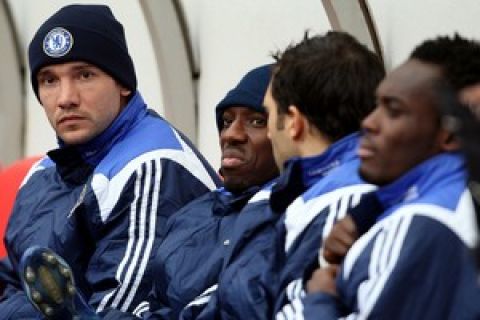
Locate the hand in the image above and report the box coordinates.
[306,265,339,296]
[323,215,358,264]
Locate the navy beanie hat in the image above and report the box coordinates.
[215,64,272,131]
[28,4,137,99]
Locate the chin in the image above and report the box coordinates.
[60,133,93,145]
[223,179,249,193]
[359,166,380,185]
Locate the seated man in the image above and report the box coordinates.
[136,64,279,319]
[278,34,480,320]
[20,64,279,319]
[185,31,385,320]
[2,4,220,319]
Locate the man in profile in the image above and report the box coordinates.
[185,31,385,320]
[279,34,480,320]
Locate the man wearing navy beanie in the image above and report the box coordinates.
[0,4,221,319]
[127,64,279,319]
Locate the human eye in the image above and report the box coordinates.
[77,68,96,81]
[381,98,403,118]
[250,116,267,128]
[37,74,57,87]
[75,66,96,81]
[385,104,402,118]
[221,115,233,129]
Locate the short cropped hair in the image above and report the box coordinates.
[410,34,480,92]
[271,31,385,142]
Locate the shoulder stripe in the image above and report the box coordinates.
[275,296,305,320]
[284,184,375,252]
[20,157,49,188]
[133,301,150,317]
[121,157,160,311]
[184,284,218,309]
[248,189,272,203]
[96,158,160,312]
[93,147,217,223]
[356,215,411,319]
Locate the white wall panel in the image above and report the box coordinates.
[0,1,23,166]
[368,0,480,70]
[182,0,331,170]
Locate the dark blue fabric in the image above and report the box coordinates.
[215,64,272,130]
[348,191,383,236]
[137,182,273,320]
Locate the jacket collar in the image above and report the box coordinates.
[270,133,360,213]
[212,185,264,217]
[376,152,467,219]
[48,91,147,183]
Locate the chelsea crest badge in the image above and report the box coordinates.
[43,27,73,58]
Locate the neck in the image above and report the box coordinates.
[297,131,331,158]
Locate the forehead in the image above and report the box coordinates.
[377,59,441,101]
[460,83,480,119]
[263,82,276,108]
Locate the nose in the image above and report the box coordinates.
[57,79,79,109]
[361,108,379,134]
[221,119,248,145]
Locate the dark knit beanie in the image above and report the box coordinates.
[215,64,272,131]
[28,4,137,98]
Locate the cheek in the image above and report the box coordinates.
[267,116,277,137]
[98,108,121,131]
[42,106,57,126]
[258,143,276,167]
[93,94,123,126]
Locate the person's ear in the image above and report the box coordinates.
[439,129,461,152]
[120,87,132,97]
[286,105,305,141]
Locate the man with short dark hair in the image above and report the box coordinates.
[280,34,480,320]
[185,31,385,320]
[0,4,220,319]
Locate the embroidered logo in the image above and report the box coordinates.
[43,27,73,58]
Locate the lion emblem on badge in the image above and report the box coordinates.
[43,27,73,58]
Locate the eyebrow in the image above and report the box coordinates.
[38,62,96,75]
[377,94,404,106]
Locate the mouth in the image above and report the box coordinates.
[57,115,85,126]
[221,148,247,169]
[357,137,376,160]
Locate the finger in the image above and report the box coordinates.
[324,233,350,254]
[323,243,348,264]
[339,215,358,237]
